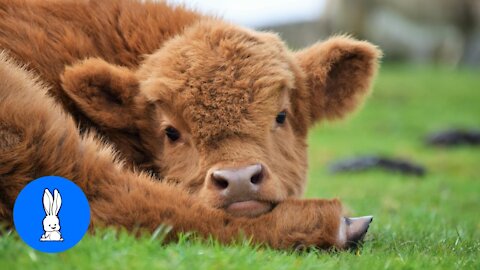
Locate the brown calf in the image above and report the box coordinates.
[0,0,381,249]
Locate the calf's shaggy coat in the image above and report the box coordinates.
[0,0,381,249]
[0,53,346,248]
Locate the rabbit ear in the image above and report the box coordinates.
[43,189,53,215]
[53,189,62,216]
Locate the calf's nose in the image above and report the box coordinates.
[211,164,264,199]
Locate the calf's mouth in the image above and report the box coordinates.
[223,200,275,217]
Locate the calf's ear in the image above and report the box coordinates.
[61,58,140,129]
[294,36,382,124]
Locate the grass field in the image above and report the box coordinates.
[1,65,479,269]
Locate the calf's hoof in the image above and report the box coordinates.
[337,215,373,249]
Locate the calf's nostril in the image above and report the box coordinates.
[250,171,263,185]
[212,173,229,190]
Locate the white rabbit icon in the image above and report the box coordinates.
[40,189,63,241]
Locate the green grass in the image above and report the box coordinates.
[2,65,479,269]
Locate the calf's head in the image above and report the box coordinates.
[62,21,381,217]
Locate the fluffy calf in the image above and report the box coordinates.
[0,0,381,249]
[0,54,367,249]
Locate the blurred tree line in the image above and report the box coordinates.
[262,0,480,67]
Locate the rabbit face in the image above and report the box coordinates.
[43,215,60,232]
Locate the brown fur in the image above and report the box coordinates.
[0,0,381,249]
[0,0,203,171]
[0,52,343,249]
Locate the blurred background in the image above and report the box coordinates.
[167,0,480,68]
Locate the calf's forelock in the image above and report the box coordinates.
[139,20,297,148]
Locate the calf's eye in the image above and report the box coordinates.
[165,126,181,142]
[275,111,287,124]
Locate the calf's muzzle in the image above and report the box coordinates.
[209,163,272,217]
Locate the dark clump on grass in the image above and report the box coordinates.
[328,156,426,177]
[426,129,480,147]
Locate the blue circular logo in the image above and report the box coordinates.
[13,176,90,253]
